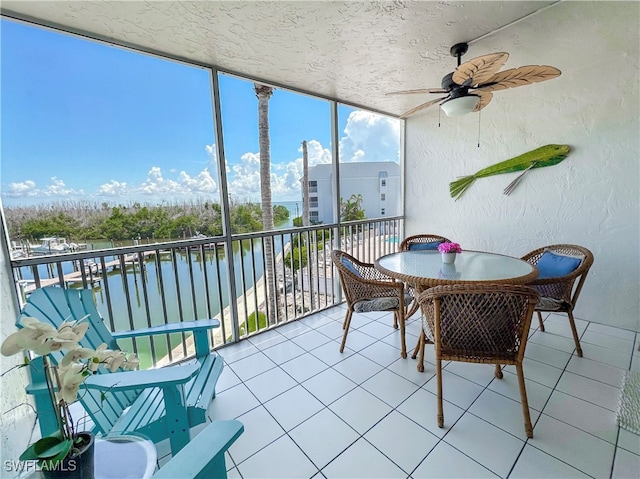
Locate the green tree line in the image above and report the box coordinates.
[4,200,290,242]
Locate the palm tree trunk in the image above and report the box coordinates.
[302,140,309,227]
[301,140,314,302]
[254,84,279,324]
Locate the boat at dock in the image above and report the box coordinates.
[28,237,72,255]
[188,233,223,250]
[27,237,87,256]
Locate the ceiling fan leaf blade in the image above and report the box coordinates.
[400,96,448,118]
[476,65,561,91]
[452,52,509,87]
[473,91,493,112]
[386,88,448,95]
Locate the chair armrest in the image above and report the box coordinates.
[358,264,399,283]
[83,362,200,392]
[112,319,220,340]
[351,278,406,302]
[152,420,244,479]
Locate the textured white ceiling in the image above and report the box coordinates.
[1,0,560,117]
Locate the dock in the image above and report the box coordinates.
[19,251,160,294]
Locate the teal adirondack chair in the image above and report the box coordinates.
[152,420,244,479]
[19,287,225,455]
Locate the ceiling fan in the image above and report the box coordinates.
[388,43,561,119]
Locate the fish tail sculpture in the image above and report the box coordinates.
[449,144,571,200]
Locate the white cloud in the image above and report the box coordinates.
[224,139,333,201]
[5,180,37,196]
[178,169,217,193]
[90,166,221,204]
[98,180,128,196]
[132,166,219,197]
[305,140,332,167]
[3,178,83,198]
[138,167,177,194]
[339,110,400,163]
[228,152,261,200]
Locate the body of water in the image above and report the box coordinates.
[16,204,304,368]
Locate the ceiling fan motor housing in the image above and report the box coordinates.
[441,73,471,99]
[441,72,459,91]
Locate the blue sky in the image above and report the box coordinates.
[1,18,400,207]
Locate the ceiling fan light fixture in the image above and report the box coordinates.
[440,95,480,117]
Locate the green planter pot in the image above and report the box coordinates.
[43,432,95,479]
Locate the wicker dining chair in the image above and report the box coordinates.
[418,284,539,438]
[399,234,451,319]
[521,244,594,357]
[331,250,412,358]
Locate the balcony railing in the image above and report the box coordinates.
[9,217,402,368]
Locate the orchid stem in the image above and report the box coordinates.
[43,356,68,440]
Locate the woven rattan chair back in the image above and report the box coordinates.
[521,244,594,357]
[418,284,538,438]
[331,250,409,358]
[400,234,451,252]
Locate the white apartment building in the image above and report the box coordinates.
[307,161,400,224]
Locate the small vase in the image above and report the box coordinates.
[441,252,456,264]
[43,432,95,479]
[439,263,461,279]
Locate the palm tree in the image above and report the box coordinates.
[302,140,309,227]
[340,193,366,237]
[301,140,314,301]
[340,193,365,221]
[254,83,279,324]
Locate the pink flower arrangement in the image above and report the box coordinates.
[438,242,462,254]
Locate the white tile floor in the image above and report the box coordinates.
[162,305,640,479]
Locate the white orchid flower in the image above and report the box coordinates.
[21,317,57,333]
[57,320,89,344]
[104,351,126,372]
[92,343,126,372]
[1,317,65,356]
[87,358,101,373]
[60,345,96,367]
[57,363,86,403]
[93,343,110,361]
[123,353,139,371]
[30,339,65,356]
[1,330,30,356]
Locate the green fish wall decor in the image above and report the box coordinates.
[450,144,571,200]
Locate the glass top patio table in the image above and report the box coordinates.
[375,250,538,289]
[376,250,538,373]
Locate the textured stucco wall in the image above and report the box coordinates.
[0,216,36,476]
[404,2,639,331]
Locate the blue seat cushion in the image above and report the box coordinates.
[537,251,583,279]
[408,241,442,251]
[341,257,361,277]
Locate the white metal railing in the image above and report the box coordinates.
[9,217,402,368]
